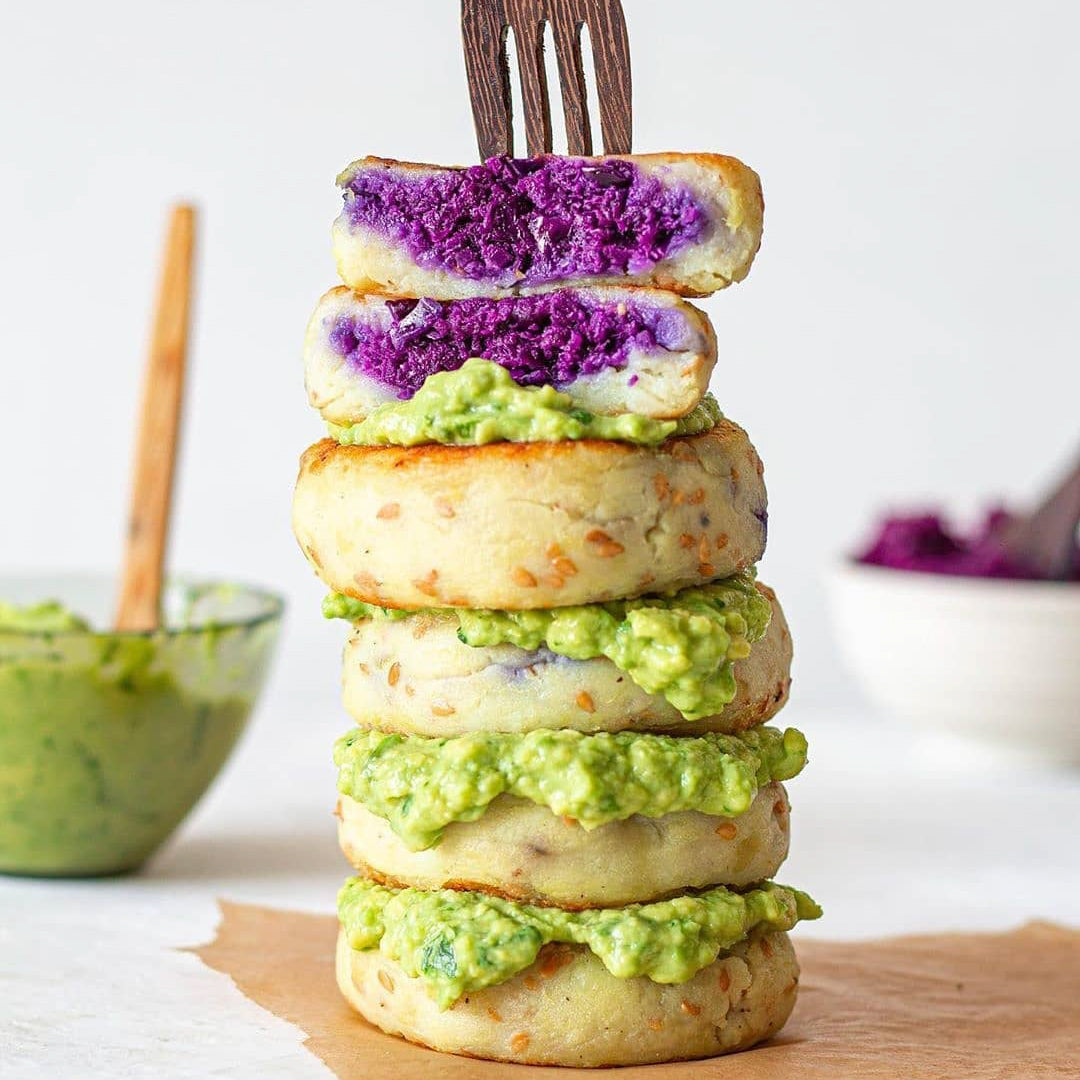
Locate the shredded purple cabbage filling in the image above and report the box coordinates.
[340,156,707,286]
[327,291,694,398]
[857,509,1080,581]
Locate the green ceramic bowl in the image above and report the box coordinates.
[0,574,283,876]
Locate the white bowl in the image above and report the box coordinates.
[827,561,1080,764]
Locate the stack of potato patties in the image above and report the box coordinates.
[292,151,820,1068]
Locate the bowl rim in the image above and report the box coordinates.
[830,557,1080,597]
[0,572,286,640]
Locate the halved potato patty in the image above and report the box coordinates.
[304,285,718,424]
[332,153,764,301]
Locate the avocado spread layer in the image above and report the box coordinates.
[328,357,721,446]
[334,724,807,851]
[339,876,822,1008]
[324,571,771,721]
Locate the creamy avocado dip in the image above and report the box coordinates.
[0,591,279,876]
[335,724,807,850]
[339,876,822,1008]
[323,572,771,721]
[0,600,91,633]
[329,357,722,446]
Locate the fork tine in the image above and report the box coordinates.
[461,0,514,159]
[581,0,632,154]
[464,0,633,161]
[549,2,593,156]
[506,1,553,155]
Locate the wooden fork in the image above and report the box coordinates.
[461,0,632,160]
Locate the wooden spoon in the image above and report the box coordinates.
[113,204,197,631]
[999,453,1080,580]
[461,0,632,159]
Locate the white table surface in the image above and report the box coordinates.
[4,662,1079,1079]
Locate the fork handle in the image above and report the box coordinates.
[461,0,632,159]
[462,0,514,158]
[575,0,631,154]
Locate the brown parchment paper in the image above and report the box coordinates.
[190,902,1080,1079]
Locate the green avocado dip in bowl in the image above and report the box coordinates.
[0,573,283,876]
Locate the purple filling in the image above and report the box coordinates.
[753,507,769,547]
[496,647,565,681]
[857,509,1080,581]
[327,290,694,398]
[340,156,707,286]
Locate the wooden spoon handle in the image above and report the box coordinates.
[114,204,197,632]
[1001,456,1080,580]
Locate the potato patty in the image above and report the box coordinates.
[339,581,790,736]
[338,783,790,908]
[336,927,798,1066]
[332,153,763,300]
[292,420,767,609]
[304,285,717,423]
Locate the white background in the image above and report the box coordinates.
[2,5,1080,1075]
[2,0,1079,706]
